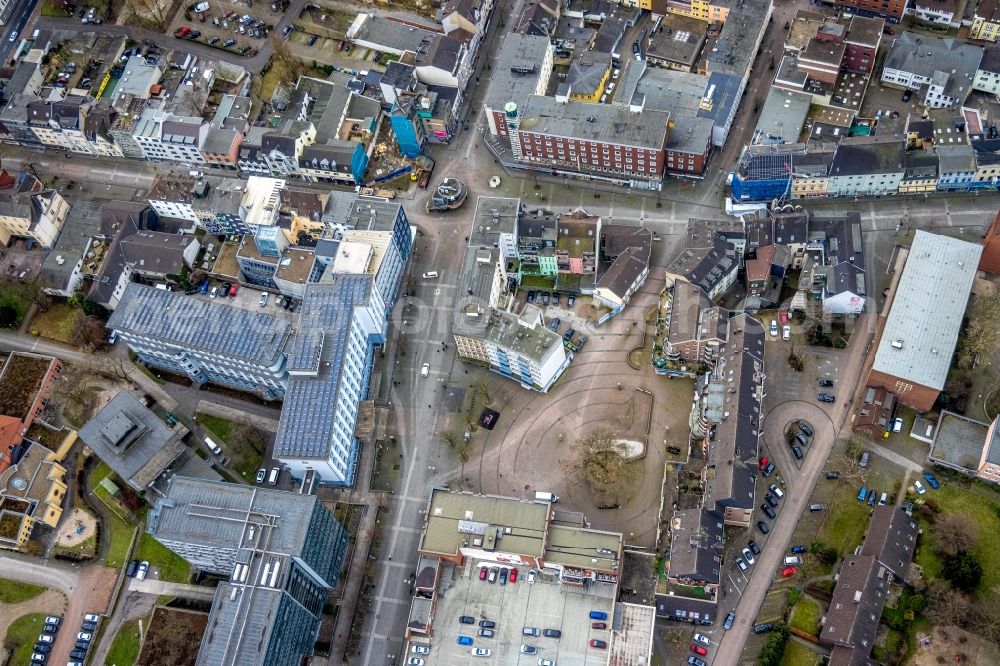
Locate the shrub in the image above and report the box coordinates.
[943,551,983,593]
[758,624,790,666]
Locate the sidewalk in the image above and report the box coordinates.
[329,503,380,662]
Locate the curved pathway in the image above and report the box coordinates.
[0,589,67,648]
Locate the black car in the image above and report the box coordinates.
[825,470,840,479]
[764,493,778,508]
[459,615,476,624]
[527,291,536,303]
[792,445,804,460]
[307,34,318,45]
[541,292,550,305]
[223,38,237,47]
[70,651,88,660]
[32,644,51,653]
[794,432,809,447]
[567,294,576,307]
[543,629,561,638]
[563,328,575,341]
[553,293,561,305]
[184,287,199,295]
[688,657,707,666]
[798,421,814,437]
[867,489,877,506]
[208,37,219,45]
[818,379,834,387]
[748,539,761,555]
[81,621,98,632]
[902,90,911,102]
[761,504,776,519]
[126,560,140,577]
[189,30,201,38]
[632,41,641,54]
[753,623,774,634]
[758,521,770,534]
[74,641,91,651]
[43,624,59,634]
[762,462,776,477]
[499,568,508,585]
[480,619,496,628]
[817,393,835,403]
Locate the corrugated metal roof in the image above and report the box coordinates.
[872,230,982,390]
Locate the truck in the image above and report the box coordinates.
[534,492,559,503]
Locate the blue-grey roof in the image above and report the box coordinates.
[273,276,374,460]
[108,283,291,366]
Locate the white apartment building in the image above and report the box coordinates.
[132,107,208,164]
[0,171,71,248]
[454,305,570,392]
[241,176,285,234]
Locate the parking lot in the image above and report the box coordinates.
[415,562,614,666]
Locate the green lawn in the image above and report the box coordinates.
[788,596,822,636]
[89,462,137,568]
[780,640,823,666]
[196,413,233,442]
[815,481,872,556]
[5,613,46,665]
[134,531,190,583]
[913,483,1000,594]
[29,303,79,344]
[0,578,46,604]
[107,617,143,666]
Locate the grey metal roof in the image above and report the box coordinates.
[884,32,983,101]
[149,476,317,557]
[483,306,565,364]
[349,14,439,54]
[665,507,723,584]
[567,51,612,96]
[518,95,670,149]
[40,199,103,290]
[859,505,918,581]
[753,88,811,145]
[831,135,906,177]
[77,391,185,490]
[108,283,291,367]
[872,230,982,391]
[936,143,976,173]
[120,230,194,275]
[483,33,552,110]
[197,583,283,666]
[272,277,374,460]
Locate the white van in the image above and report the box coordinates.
[534,491,559,503]
[204,437,222,455]
[769,484,784,499]
[422,271,439,279]
[268,467,280,484]
[421,363,430,378]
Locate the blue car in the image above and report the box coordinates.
[457,636,474,646]
[198,280,209,295]
[923,472,940,489]
[589,611,608,620]
[857,487,868,502]
[790,545,807,554]
[723,611,735,630]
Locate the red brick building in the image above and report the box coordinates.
[842,15,884,73]
[830,0,905,23]
[980,210,1000,274]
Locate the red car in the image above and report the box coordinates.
[589,639,607,649]
[479,567,488,580]
[781,566,798,577]
[690,644,708,656]
[592,622,607,630]
[229,284,239,297]
[759,457,769,469]
[510,567,518,583]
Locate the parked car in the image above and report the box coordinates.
[549,318,561,332]
[857,487,868,502]
[915,480,926,495]
[792,445,804,460]
[591,622,607,629]
[764,493,778,508]
[521,645,538,654]
[782,325,791,341]
[589,611,608,620]
[741,547,755,565]
[758,456,769,469]
[825,471,840,479]
[541,292,550,305]
[691,643,708,655]
[478,628,494,638]
[32,643,51,653]
[798,421,814,437]
[457,636,474,646]
[256,468,266,483]
[818,393,835,403]
[693,633,710,646]
[748,540,761,555]
[902,90,911,102]
[126,560,139,577]
[762,462,776,477]
[761,504,776,519]
[769,484,784,499]
[790,545,807,554]
[567,294,575,306]
[782,566,798,577]
[818,379,834,387]
[527,291,536,303]
[589,639,608,649]
[523,627,540,637]
[543,628,561,638]
[77,632,93,642]
[527,569,537,583]
[407,659,424,666]
[223,38,236,47]
[758,521,770,534]
[924,472,940,489]
[472,648,491,656]
[794,432,808,447]
[736,557,747,572]
[136,561,149,581]
[867,489,877,506]
[499,568,508,585]
[510,567,518,583]
[754,623,774,634]
[411,645,430,654]
[723,611,736,630]
[479,620,496,629]
[459,616,476,625]
[44,617,61,627]
[769,320,778,336]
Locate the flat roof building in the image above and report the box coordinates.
[868,230,981,411]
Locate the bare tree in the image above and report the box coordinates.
[230,424,264,454]
[933,514,980,557]
[71,314,107,350]
[564,425,638,495]
[963,293,1000,362]
[99,355,132,381]
[972,586,1000,641]
[922,578,972,627]
[122,0,170,29]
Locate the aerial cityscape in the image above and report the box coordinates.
[0,0,999,664]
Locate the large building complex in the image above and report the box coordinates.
[148,477,348,666]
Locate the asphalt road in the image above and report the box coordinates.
[0,550,78,595]
[1,0,37,62]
